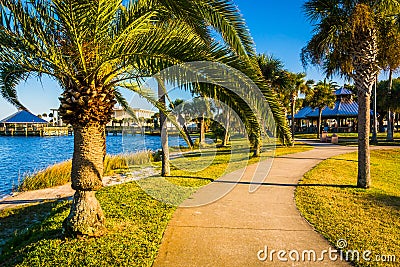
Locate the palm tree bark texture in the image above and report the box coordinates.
[158,81,170,176]
[352,26,378,189]
[60,84,116,236]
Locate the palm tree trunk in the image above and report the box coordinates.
[63,123,106,237]
[158,82,170,176]
[199,116,205,145]
[252,137,261,157]
[352,26,377,189]
[291,95,296,139]
[178,115,193,147]
[357,89,371,188]
[387,69,394,141]
[317,109,322,139]
[223,110,231,146]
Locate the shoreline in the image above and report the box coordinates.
[0,166,158,211]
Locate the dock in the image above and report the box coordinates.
[0,126,72,137]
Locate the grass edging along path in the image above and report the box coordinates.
[295,149,400,267]
[0,143,312,266]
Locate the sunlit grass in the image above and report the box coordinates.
[1,141,313,266]
[18,161,72,192]
[296,149,400,267]
[19,151,153,191]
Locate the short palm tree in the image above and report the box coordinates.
[285,72,313,138]
[305,79,337,138]
[0,0,262,237]
[301,0,400,188]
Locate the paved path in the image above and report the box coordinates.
[154,142,361,266]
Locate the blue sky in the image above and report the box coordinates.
[0,1,342,118]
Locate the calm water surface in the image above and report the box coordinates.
[0,134,186,199]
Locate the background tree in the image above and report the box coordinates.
[169,99,194,147]
[377,14,400,141]
[305,79,337,138]
[185,97,216,146]
[377,77,400,132]
[257,54,292,137]
[301,0,397,188]
[285,72,313,138]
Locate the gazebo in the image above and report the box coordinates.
[0,109,48,136]
[293,88,368,133]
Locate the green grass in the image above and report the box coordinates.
[295,132,400,145]
[0,184,175,266]
[19,151,153,191]
[295,149,400,267]
[0,141,313,266]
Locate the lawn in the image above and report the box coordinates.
[295,149,400,267]
[295,132,400,146]
[0,141,312,266]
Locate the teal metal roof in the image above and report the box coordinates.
[306,100,359,118]
[0,110,48,124]
[293,100,374,119]
[334,88,353,95]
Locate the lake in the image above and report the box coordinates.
[0,134,187,199]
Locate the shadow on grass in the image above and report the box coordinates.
[0,200,69,265]
[179,147,251,158]
[213,180,357,188]
[277,155,358,163]
[366,192,400,211]
[0,196,72,206]
[169,176,214,182]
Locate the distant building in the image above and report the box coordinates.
[108,106,156,126]
[0,109,48,136]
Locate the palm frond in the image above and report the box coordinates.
[0,64,29,109]
[119,81,192,147]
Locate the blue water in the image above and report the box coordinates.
[0,134,187,199]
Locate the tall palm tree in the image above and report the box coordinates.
[158,79,170,176]
[301,0,399,188]
[0,0,260,237]
[257,54,293,143]
[305,79,337,138]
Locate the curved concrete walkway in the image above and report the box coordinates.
[154,142,361,266]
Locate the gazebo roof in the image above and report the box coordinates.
[306,100,359,118]
[0,110,48,124]
[334,88,353,96]
[293,106,314,119]
[293,100,374,119]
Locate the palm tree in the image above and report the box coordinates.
[186,97,215,146]
[305,79,337,138]
[0,0,259,237]
[285,72,313,138]
[257,54,293,143]
[377,15,400,141]
[170,98,194,147]
[257,54,287,90]
[301,0,398,188]
[158,80,170,176]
